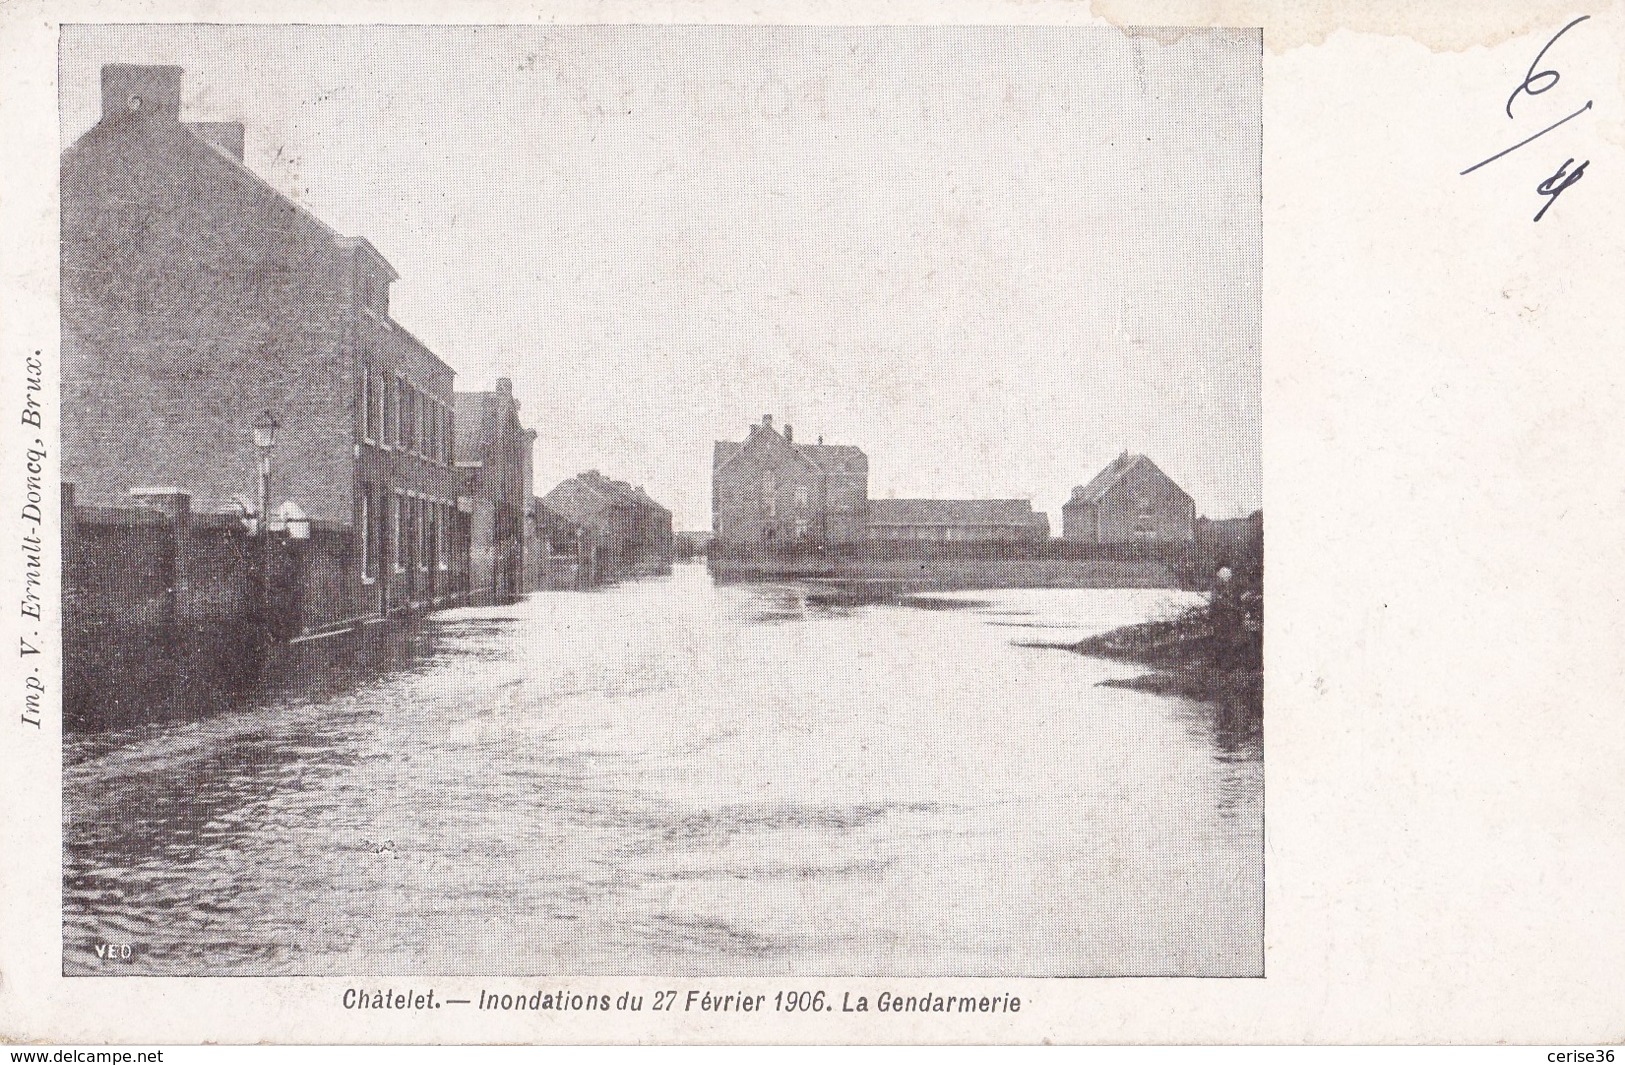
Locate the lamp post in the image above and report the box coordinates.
[252,410,280,641]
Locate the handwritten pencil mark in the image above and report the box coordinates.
[1506,15,1589,119]
[1461,16,1595,223]
[1533,158,1588,222]
[1460,99,1593,176]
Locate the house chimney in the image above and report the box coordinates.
[102,64,184,123]
[497,377,513,396]
[761,414,774,430]
[818,435,824,445]
[186,121,245,161]
[784,425,793,443]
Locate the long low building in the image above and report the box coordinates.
[865,498,1050,543]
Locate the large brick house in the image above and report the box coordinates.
[867,498,1049,543]
[454,378,536,602]
[61,63,467,624]
[711,415,869,546]
[1062,452,1195,544]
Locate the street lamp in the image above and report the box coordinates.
[253,408,280,450]
[252,409,279,534]
[252,410,280,642]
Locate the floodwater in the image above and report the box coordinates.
[63,563,1262,977]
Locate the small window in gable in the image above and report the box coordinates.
[357,258,391,317]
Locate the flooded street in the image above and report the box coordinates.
[64,564,1262,977]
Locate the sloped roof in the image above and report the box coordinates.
[796,444,868,474]
[535,499,578,527]
[66,109,396,276]
[63,103,472,389]
[539,479,607,527]
[868,498,1043,527]
[1068,453,1192,506]
[540,472,670,529]
[712,425,866,475]
[1070,453,1142,505]
[629,485,672,517]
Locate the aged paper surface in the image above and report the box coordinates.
[2,0,1623,1046]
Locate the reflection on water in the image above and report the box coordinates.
[63,563,1262,977]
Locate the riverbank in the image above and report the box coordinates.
[1068,604,1263,725]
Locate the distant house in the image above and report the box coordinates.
[454,378,536,603]
[1196,511,1262,554]
[1062,452,1195,544]
[1196,510,1263,576]
[541,471,674,578]
[674,530,714,561]
[867,498,1049,543]
[712,415,869,546]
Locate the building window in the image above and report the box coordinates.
[360,269,390,316]
[794,517,808,538]
[360,488,376,580]
[373,371,386,444]
[360,365,375,443]
[381,375,396,448]
[395,377,408,449]
[436,503,449,569]
[409,387,421,454]
[372,371,385,445]
[392,494,406,573]
[424,402,434,461]
[762,470,776,518]
[422,497,435,572]
[795,486,809,510]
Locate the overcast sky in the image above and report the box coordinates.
[61,25,1261,529]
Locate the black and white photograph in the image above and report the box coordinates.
[56,24,1262,980]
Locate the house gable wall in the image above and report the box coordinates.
[1095,461,1195,544]
[713,429,825,545]
[62,115,358,523]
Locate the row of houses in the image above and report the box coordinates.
[62,64,671,641]
[711,415,1198,548]
[539,471,675,584]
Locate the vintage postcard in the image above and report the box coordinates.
[2,0,1623,1047]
